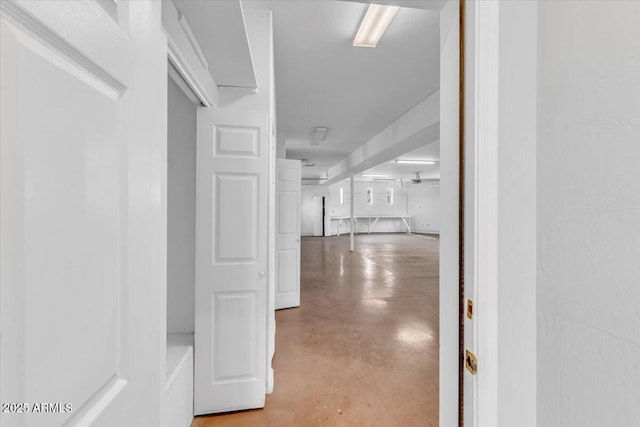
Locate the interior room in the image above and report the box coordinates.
[185,1,445,424]
[1,1,638,427]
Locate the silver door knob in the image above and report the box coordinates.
[259,271,265,277]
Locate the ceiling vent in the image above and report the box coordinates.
[309,127,329,145]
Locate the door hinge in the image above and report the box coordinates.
[465,349,477,375]
[466,299,473,319]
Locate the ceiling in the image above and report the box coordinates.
[243,0,441,179]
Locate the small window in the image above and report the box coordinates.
[386,188,394,205]
[366,188,373,205]
[339,187,344,205]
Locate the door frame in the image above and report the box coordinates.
[462,1,539,425]
[443,1,502,425]
[457,1,501,425]
[162,0,217,109]
[458,0,467,423]
[161,0,484,425]
[163,1,535,425]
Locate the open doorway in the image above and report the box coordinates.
[301,191,327,237]
[192,2,459,425]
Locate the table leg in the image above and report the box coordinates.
[370,217,380,233]
[401,216,411,234]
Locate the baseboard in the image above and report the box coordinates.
[266,367,274,394]
[412,230,440,235]
[328,230,422,236]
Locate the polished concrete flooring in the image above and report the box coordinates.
[192,233,439,427]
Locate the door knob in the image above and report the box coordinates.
[259,271,266,277]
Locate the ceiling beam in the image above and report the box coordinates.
[323,89,440,186]
[340,0,447,12]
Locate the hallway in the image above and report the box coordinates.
[192,234,440,426]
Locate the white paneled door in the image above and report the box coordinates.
[275,159,301,310]
[1,1,166,426]
[195,107,269,414]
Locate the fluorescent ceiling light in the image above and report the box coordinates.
[353,4,399,48]
[362,173,388,178]
[395,159,437,165]
[310,127,329,145]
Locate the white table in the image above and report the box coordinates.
[331,215,411,235]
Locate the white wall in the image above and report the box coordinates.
[167,77,196,334]
[307,180,440,236]
[439,2,459,425]
[407,185,440,234]
[537,2,640,426]
[326,181,409,234]
[496,2,538,425]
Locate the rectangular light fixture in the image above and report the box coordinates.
[362,173,388,178]
[310,127,329,145]
[395,159,437,165]
[353,4,399,48]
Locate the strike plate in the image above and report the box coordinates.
[466,299,473,319]
[465,349,477,375]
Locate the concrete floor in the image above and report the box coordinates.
[192,233,439,427]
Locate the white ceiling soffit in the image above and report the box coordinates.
[242,0,440,179]
[359,141,441,181]
[340,0,447,12]
[172,0,257,89]
[322,88,439,186]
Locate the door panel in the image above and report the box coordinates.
[213,292,258,380]
[278,191,298,235]
[275,159,301,310]
[276,249,298,295]
[216,174,258,262]
[0,1,153,425]
[195,108,268,414]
